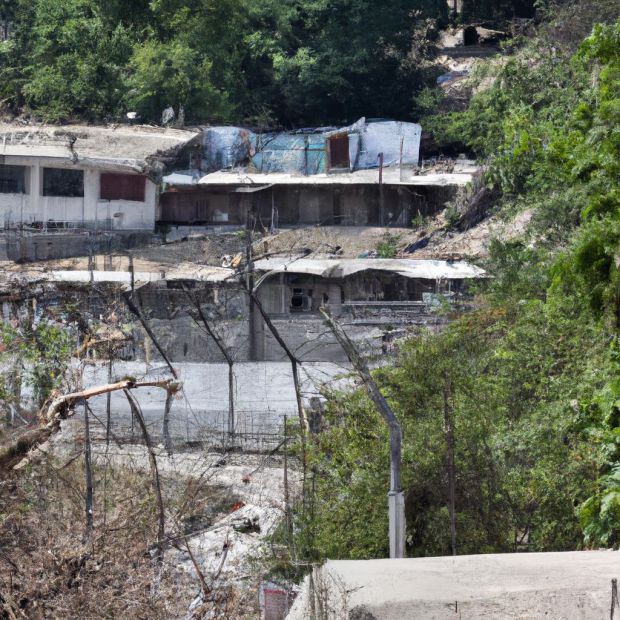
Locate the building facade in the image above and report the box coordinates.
[0,124,199,231]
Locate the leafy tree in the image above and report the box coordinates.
[291,16,620,562]
[0,319,72,416]
[460,0,536,22]
[269,0,448,124]
[125,39,229,122]
[19,0,135,121]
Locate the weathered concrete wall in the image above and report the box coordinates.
[9,278,445,363]
[0,157,156,231]
[288,552,620,620]
[0,230,155,262]
[76,361,350,447]
[160,190,246,225]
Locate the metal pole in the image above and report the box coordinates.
[304,136,309,176]
[320,307,405,558]
[379,152,385,226]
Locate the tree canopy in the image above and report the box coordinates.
[287,12,620,561]
[1,0,454,125]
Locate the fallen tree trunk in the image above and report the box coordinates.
[0,379,181,471]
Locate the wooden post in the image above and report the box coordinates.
[283,415,293,541]
[246,200,256,361]
[84,402,94,536]
[304,135,309,176]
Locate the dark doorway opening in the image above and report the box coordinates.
[328,134,350,170]
[463,26,479,46]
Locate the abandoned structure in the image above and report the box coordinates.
[0,124,199,231]
[161,169,468,228]
[103,255,484,363]
[0,120,477,257]
[249,257,483,361]
[252,257,480,313]
[160,119,474,227]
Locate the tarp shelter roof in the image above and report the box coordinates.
[0,124,200,173]
[198,168,475,187]
[253,258,485,280]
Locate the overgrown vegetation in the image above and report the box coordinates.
[292,8,620,559]
[375,232,400,258]
[0,0,451,125]
[0,319,73,421]
[0,0,546,126]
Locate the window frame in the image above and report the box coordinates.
[42,168,84,198]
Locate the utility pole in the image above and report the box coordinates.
[320,307,405,558]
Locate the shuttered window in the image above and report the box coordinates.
[100,173,146,202]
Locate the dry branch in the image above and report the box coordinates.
[0,379,181,471]
[124,389,166,560]
[182,285,236,438]
[241,280,309,433]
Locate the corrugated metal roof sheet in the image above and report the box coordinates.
[253,258,485,280]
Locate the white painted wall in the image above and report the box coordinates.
[42,197,84,225]
[0,194,34,226]
[0,156,157,231]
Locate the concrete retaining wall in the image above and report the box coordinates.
[74,361,350,447]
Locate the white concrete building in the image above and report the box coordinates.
[0,124,199,231]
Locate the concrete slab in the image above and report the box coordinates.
[199,168,475,187]
[0,123,199,169]
[287,552,620,619]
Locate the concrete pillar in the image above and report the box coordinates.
[280,273,287,314]
[30,162,41,226]
[388,491,406,559]
[83,169,99,226]
[145,179,158,231]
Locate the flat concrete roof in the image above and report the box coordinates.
[287,551,620,619]
[198,167,476,188]
[0,265,234,291]
[0,124,199,171]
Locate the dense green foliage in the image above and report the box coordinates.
[0,0,452,125]
[0,0,545,125]
[293,15,620,559]
[0,320,72,414]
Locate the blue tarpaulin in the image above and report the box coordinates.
[199,118,422,176]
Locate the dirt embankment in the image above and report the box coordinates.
[255,208,532,262]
